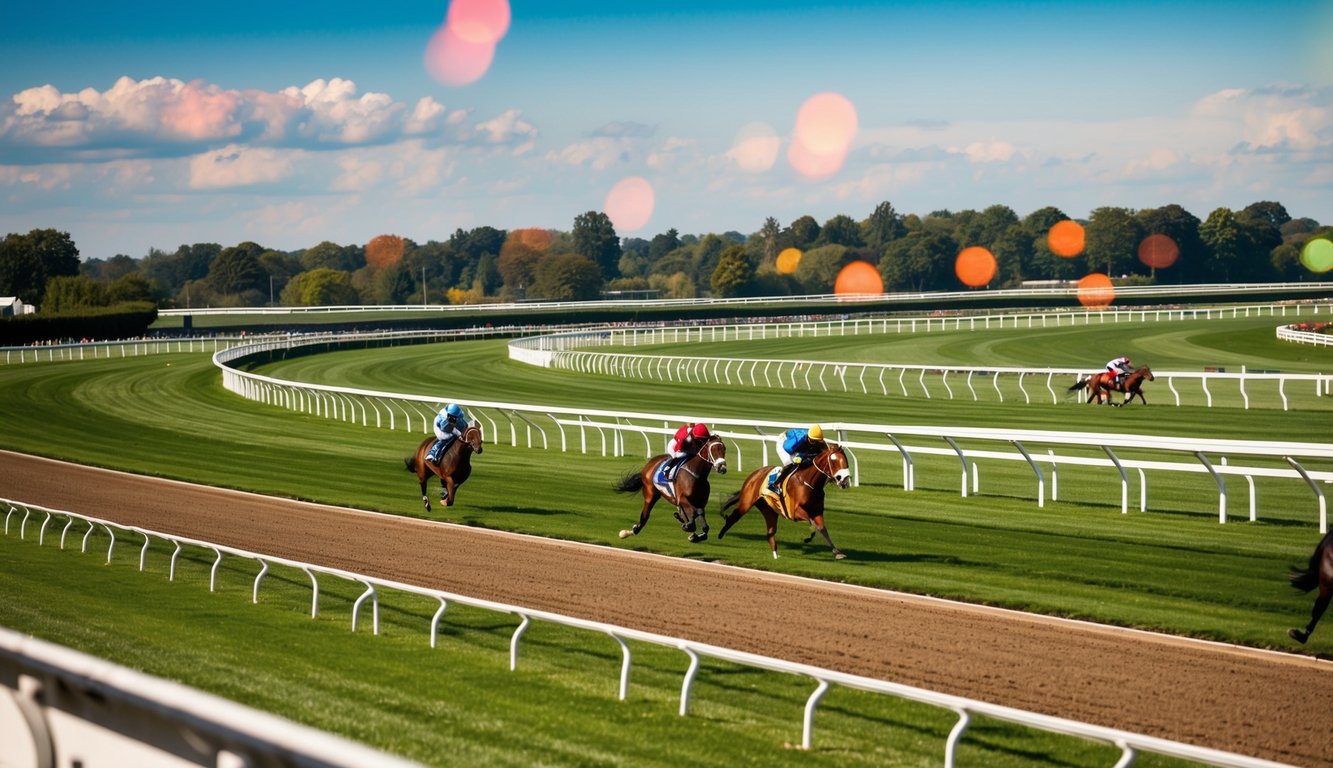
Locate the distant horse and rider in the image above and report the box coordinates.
[613,422,727,543]
[718,426,851,560]
[1288,531,1333,644]
[1069,355,1154,405]
[404,404,484,511]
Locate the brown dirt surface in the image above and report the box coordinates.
[3,450,1330,766]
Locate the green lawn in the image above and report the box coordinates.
[0,310,1328,765]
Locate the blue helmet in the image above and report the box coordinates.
[446,403,464,418]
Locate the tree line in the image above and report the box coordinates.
[1,200,1328,313]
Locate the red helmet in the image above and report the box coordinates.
[690,423,710,439]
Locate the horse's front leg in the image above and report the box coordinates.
[808,513,846,560]
[760,507,780,559]
[442,476,456,507]
[419,475,431,512]
[687,507,709,543]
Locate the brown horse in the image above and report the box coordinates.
[717,441,851,559]
[1068,365,1155,405]
[404,424,484,511]
[613,435,727,543]
[1288,531,1333,644]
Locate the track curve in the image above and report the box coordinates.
[3,450,1329,766]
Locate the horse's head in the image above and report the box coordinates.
[463,425,484,454]
[1138,366,1155,382]
[816,442,851,488]
[698,435,727,475]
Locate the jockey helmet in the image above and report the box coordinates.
[808,424,824,440]
[690,423,710,439]
[446,403,464,418]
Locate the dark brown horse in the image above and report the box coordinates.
[717,441,851,560]
[1068,365,1154,405]
[1288,531,1333,644]
[613,435,727,543]
[404,424,483,511]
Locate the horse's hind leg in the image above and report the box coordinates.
[717,503,750,539]
[419,474,431,512]
[620,492,658,539]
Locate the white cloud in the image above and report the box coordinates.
[188,144,296,189]
[545,136,633,170]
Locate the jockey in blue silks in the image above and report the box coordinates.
[427,403,469,464]
[769,424,825,493]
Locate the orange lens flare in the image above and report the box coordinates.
[776,247,802,274]
[955,246,997,287]
[1138,234,1180,269]
[1077,273,1116,308]
[424,24,496,86]
[834,260,883,295]
[1047,220,1085,258]
[447,0,511,45]
[789,92,857,179]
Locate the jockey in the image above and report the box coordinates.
[770,424,826,493]
[1105,355,1133,386]
[427,403,469,464]
[663,422,710,480]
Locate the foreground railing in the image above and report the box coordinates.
[0,627,420,768]
[1,498,1293,768]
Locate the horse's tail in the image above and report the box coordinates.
[613,471,644,493]
[1068,378,1089,392]
[1290,532,1333,592]
[721,489,742,512]
[403,456,417,473]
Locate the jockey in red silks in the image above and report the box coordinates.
[1105,355,1132,386]
[663,422,710,480]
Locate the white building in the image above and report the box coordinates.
[1,297,34,316]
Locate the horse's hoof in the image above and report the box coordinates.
[833,551,847,560]
[688,531,708,543]
[618,529,634,539]
[1288,628,1309,643]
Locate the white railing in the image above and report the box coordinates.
[507,307,1333,411]
[214,332,1333,532]
[0,336,252,364]
[0,498,1293,768]
[154,282,1333,317]
[0,627,420,768]
[1277,324,1333,347]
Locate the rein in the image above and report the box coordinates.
[680,438,724,480]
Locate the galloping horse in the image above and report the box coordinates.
[717,441,851,559]
[1068,365,1155,406]
[404,424,484,511]
[613,435,727,543]
[1288,531,1333,644]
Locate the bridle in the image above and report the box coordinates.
[680,436,727,479]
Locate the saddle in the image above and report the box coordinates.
[760,469,798,521]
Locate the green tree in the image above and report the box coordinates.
[1198,207,1244,281]
[280,268,360,306]
[816,214,863,248]
[795,244,849,293]
[300,241,363,272]
[0,228,80,302]
[42,275,106,312]
[709,245,754,297]
[758,216,781,264]
[1235,203,1285,282]
[106,273,154,304]
[208,242,268,298]
[1086,207,1142,276]
[880,231,956,291]
[693,233,727,280]
[530,253,602,300]
[571,211,621,279]
[788,215,821,248]
[860,201,906,252]
[648,228,681,261]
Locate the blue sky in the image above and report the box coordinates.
[1,1,1330,260]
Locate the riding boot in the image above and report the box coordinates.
[769,464,792,493]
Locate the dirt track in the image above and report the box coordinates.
[3,450,1330,766]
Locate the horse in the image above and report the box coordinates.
[1288,531,1333,644]
[1068,365,1155,406]
[404,424,484,512]
[612,435,727,544]
[717,441,851,560]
